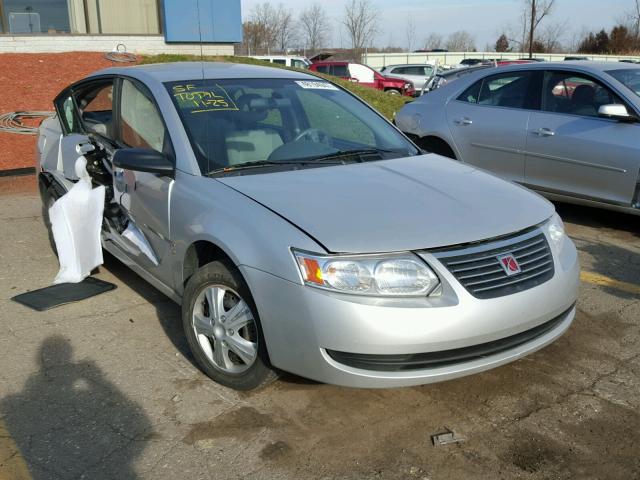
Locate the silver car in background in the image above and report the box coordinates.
[396,62,640,215]
[37,62,579,390]
[380,64,436,94]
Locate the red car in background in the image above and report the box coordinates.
[309,61,416,96]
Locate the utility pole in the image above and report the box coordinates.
[528,0,536,59]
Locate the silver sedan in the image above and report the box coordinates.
[38,62,579,390]
[396,61,640,215]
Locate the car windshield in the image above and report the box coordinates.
[607,69,640,98]
[166,78,418,175]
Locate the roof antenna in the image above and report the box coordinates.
[196,0,204,78]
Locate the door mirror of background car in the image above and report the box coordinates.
[112,148,174,175]
[598,104,638,122]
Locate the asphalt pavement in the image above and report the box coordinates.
[1,174,638,480]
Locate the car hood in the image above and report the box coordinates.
[217,155,554,254]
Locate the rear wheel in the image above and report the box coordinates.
[182,260,277,390]
[417,137,456,159]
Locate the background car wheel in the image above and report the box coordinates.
[182,260,277,391]
[41,185,59,257]
[386,89,401,95]
[417,136,456,160]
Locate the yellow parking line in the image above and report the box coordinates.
[581,271,640,296]
[0,420,31,480]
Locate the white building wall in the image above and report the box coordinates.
[0,35,235,55]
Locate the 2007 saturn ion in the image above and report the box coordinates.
[37,62,580,390]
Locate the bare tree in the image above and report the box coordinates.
[299,4,329,56]
[446,30,476,51]
[539,21,566,53]
[247,3,279,54]
[342,0,380,62]
[406,15,417,52]
[423,33,443,50]
[628,0,640,37]
[525,0,556,58]
[274,5,296,53]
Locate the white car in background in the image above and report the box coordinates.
[250,55,311,69]
[379,63,437,93]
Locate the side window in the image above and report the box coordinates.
[477,72,533,109]
[542,71,621,118]
[332,65,349,77]
[315,65,329,74]
[119,79,167,153]
[75,81,114,138]
[292,60,307,69]
[296,90,376,147]
[406,67,424,76]
[458,80,482,104]
[423,66,434,76]
[272,59,286,65]
[55,94,81,134]
[393,67,407,74]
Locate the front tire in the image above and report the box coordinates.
[41,185,59,256]
[386,88,401,95]
[182,260,277,390]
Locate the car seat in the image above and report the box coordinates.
[571,84,597,116]
[225,94,283,166]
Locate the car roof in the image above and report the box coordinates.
[312,61,348,65]
[88,61,313,84]
[383,64,434,68]
[481,60,640,74]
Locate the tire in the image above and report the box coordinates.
[417,137,456,160]
[182,260,277,391]
[386,88,401,95]
[41,185,59,257]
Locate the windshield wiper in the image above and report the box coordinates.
[207,159,342,175]
[307,147,401,163]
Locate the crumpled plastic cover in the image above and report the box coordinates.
[50,156,105,284]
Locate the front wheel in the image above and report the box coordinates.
[41,185,59,256]
[386,88,401,95]
[182,260,277,390]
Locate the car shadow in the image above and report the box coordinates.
[554,201,639,240]
[100,252,197,369]
[100,253,318,388]
[554,202,640,301]
[0,336,152,479]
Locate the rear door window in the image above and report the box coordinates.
[331,65,349,77]
[458,72,534,109]
[74,80,115,140]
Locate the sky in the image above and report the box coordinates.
[241,0,629,51]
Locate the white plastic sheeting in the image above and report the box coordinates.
[50,156,105,284]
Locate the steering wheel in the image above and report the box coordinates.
[294,128,331,145]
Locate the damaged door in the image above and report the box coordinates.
[111,77,175,274]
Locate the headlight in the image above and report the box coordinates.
[404,82,413,90]
[547,212,566,249]
[293,250,440,297]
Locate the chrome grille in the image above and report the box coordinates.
[432,229,555,299]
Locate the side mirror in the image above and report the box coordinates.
[112,148,174,175]
[598,104,637,122]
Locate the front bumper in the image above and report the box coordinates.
[241,230,579,388]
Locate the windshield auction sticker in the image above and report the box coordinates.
[172,84,239,113]
[295,81,339,90]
